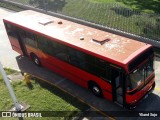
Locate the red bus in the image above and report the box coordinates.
[3,10,155,109]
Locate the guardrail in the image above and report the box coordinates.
[1,0,160,48]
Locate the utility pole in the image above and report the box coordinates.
[0,61,23,120]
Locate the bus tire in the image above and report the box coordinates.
[31,53,41,66]
[89,82,103,97]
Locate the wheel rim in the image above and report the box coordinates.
[92,86,100,95]
[34,58,39,65]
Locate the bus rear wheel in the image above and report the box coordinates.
[89,82,103,97]
[31,54,41,66]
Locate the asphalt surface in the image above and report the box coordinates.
[0,7,160,120]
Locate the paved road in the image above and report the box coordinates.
[0,7,19,70]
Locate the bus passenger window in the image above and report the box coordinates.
[5,23,17,38]
[96,58,107,68]
[67,47,86,69]
[99,67,111,83]
[37,36,48,53]
[55,43,68,61]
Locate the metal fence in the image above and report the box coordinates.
[1,0,160,47]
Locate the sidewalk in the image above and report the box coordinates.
[0,7,19,70]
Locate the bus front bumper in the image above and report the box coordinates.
[126,81,155,110]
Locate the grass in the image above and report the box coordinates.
[59,0,160,41]
[92,0,160,13]
[4,68,19,75]
[0,2,24,11]
[90,0,117,3]
[117,0,160,14]
[1,0,160,41]
[0,69,89,120]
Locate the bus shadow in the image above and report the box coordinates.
[16,55,90,113]
[117,93,160,120]
[16,55,160,119]
[107,92,160,120]
[134,93,160,111]
[16,55,119,118]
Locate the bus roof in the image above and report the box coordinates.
[4,10,151,66]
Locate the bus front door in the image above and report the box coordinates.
[111,69,124,106]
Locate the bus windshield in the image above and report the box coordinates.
[127,59,154,91]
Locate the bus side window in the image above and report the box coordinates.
[96,58,107,68]
[95,59,111,82]
[37,36,48,53]
[95,66,111,83]
[46,39,57,56]
[84,56,97,75]
[67,47,86,69]
[105,66,111,82]
[24,32,37,48]
[54,43,68,61]
[5,23,17,38]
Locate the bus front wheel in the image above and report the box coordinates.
[31,54,41,66]
[89,82,103,97]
